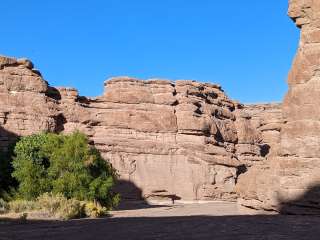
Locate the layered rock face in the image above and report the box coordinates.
[0,56,283,202]
[58,78,283,201]
[1,0,319,213]
[0,56,59,149]
[280,0,320,213]
[62,77,244,201]
[237,0,320,214]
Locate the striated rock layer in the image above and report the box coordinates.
[0,57,59,149]
[237,0,320,214]
[61,77,250,201]
[1,0,319,213]
[0,55,283,202]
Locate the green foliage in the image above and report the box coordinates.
[12,134,51,200]
[0,146,17,199]
[12,132,119,208]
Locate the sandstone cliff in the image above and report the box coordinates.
[0,55,282,202]
[237,0,320,214]
[4,1,316,209]
[0,57,59,149]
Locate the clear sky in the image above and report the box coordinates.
[0,1,299,103]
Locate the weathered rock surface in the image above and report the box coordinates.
[280,0,320,213]
[237,0,320,214]
[0,56,59,149]
[0,56,283,202]
[62,77,244,201]
[2,0,320,214]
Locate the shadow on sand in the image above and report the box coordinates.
[1,186,320,240]
[1,214,320,240]
[280,184,320,215]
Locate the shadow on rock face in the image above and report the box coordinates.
[260,144,271,157]
[113,180,177,210]
[279,185,320,215]
[114,180,144,201]
[113,180,151,210]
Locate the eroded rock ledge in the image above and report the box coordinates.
[0,55,282,202]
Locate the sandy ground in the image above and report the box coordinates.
[1,201,320,240]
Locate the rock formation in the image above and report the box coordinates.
[0,57,59,149]
[59,77,270,201]
[0,55,283,202]
[237,0,320,214]
[1,0,318,213]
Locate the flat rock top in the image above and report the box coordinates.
[2,202,320,240]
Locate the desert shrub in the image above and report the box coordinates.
[57,198,85,220]
[9,199,37,213]
[37,192,85,220]
[0,198,9,214]
[7,193,85,220]
[84,201,108,218]
[36,192,66,214]
[12,132,119,208]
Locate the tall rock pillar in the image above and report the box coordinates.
[237,0,320,214]
[278,0,320,213]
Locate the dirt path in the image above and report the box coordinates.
[1,202,320,240]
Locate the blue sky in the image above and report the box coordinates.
[0,1,299,103]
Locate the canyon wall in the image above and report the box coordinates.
[0,55,282,202]
[2,0,318,212]
[237,0,320,214]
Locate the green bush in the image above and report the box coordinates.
[12,132,119,208]
[0,146,17,199]
[11,134,52,200]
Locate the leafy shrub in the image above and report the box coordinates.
[84,201,108,218]
[12,132,119,208]
[12,134,51,200]
[9,199,37,213]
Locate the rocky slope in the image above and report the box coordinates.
[0,55,283,202]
